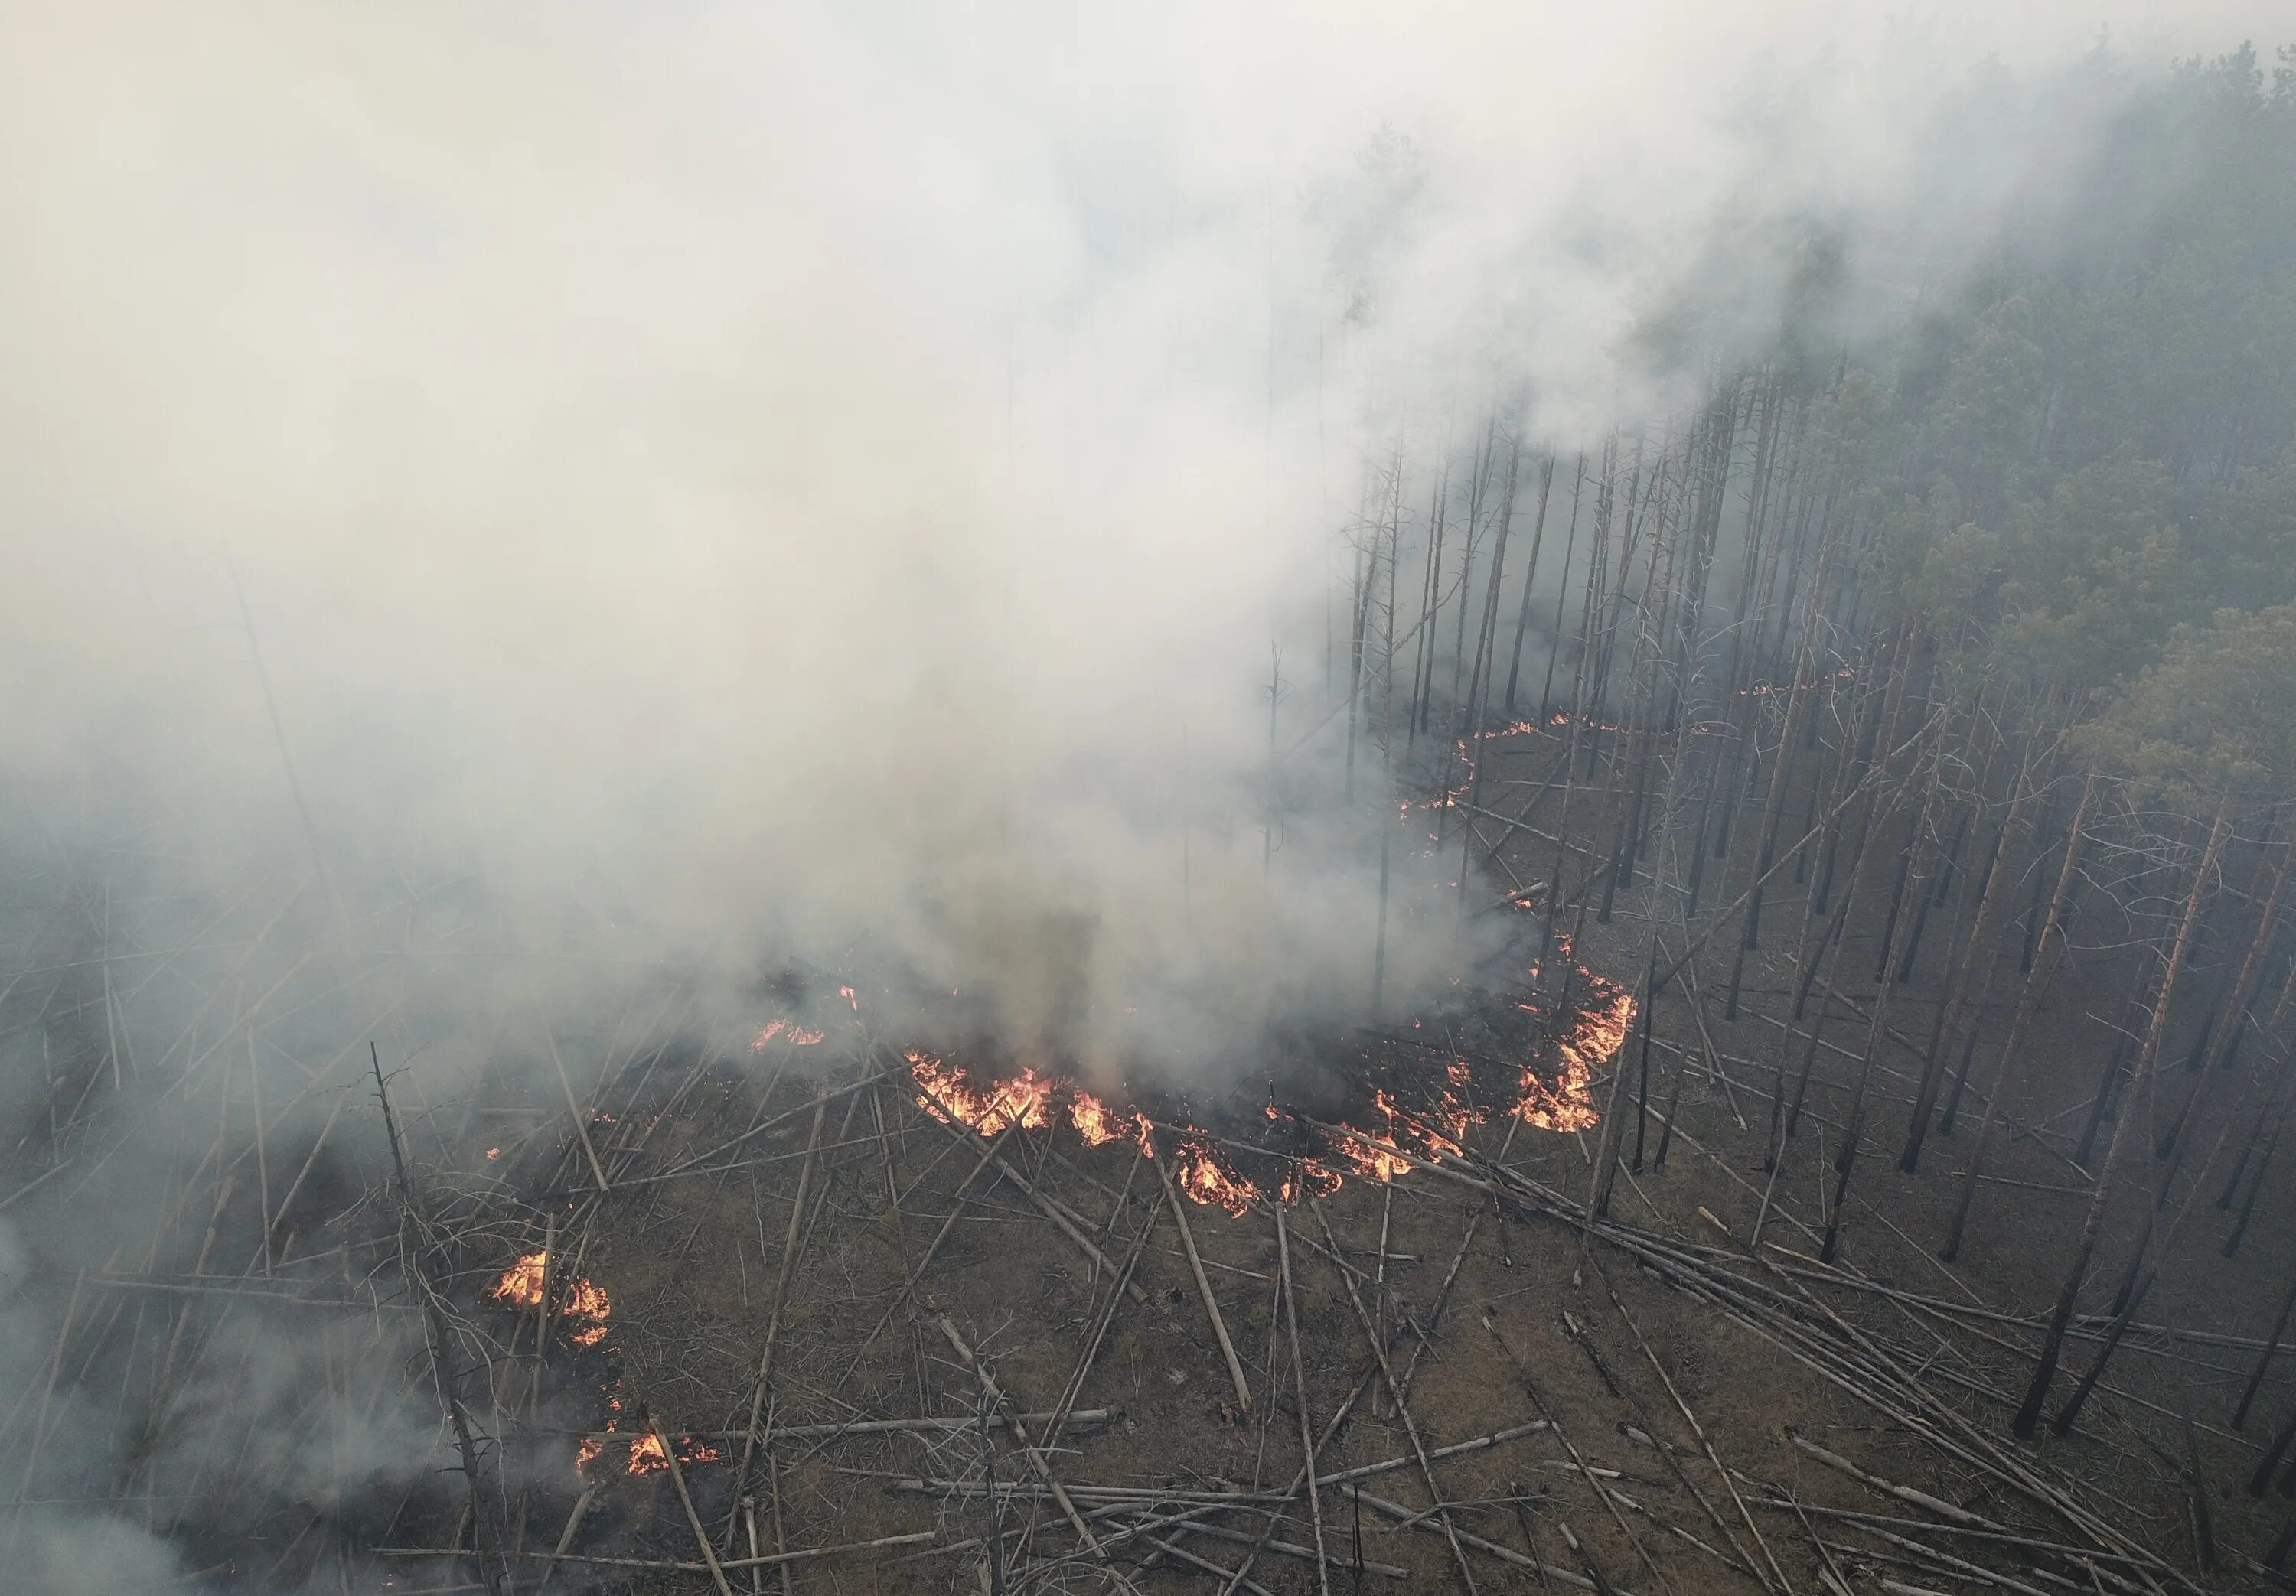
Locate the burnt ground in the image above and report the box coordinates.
[437,721,2295,1596]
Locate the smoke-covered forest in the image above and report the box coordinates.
[6,7,2296,1595]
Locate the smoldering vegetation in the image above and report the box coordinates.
[3,3,2296,1592]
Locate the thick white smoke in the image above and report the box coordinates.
[0,0,2275,1060]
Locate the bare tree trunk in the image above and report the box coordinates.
[1720,534,1844,1021]
[1371,458,1405,1015]
[373,1045,506,1596]
[2219,955,2296,1211]
[1456,434,1525,906]
[2014,798,2234,1439]
[1407,449,1453,751]
[1818,741,1944,1262]
[1502,454,1561,718]
[1902,744,2038,1170]
[1536,458,1590,723]
[2157,836,2293,1158]
[1447,415,1502,729]
[1943,772,2097,1262]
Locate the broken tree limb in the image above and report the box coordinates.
[1274,1204,1335,1596]
[930,1314,1144,1594]
[722,1084,827,1545]
[1156,1152,1254,1413]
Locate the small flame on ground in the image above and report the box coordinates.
[574,1428,722,1480]
[623,1432,722,1476]
[489,1252,613,1347]
[754,1016,829,1049]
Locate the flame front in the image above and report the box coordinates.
[910,1054,1054,1134]
[901,960,1632,1216]
[1528,977,1635,1132]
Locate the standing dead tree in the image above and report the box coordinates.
[373,1043,507,1596]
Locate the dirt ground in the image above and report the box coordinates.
[473,723,2292,1595]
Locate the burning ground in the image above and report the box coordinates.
[898,943,1631,1216]
[1,714,2285,1596]
[360,716,2285,1596]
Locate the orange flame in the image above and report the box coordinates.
[902,963,1633,1215]
[489,1251,612,1347]
[625,1432,722,1476]
[910,1053,1053,1133]
[1175,1135,1259,1216]
[1070,1092,1156,1152]
[1521,976,1634,1132]
[491,1252,546,1308]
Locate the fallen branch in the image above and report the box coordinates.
[1156,1154,1254,1413]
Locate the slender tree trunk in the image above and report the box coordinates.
[1944,772,2098,1262]
[1590,949,1661,1220]
[2237,1275,2296,1430]
[1456,435,1524,907]
[2219,955,2296,1209]
[1370,452,1405,1014]
[1582,436,1651,777]
[1720,536,1842,1020]
[1537,458,1589,723]
[1818,746,1944,1263]
[1501,454,1561,718]
[1407,452,1452,751]
[1448,418,1501,728]
[2014,798,2234,1440]
[2158,837,2293,1158]
[1343,541,1369,803]
[1896,793,1974,982]
[2076,936,2168,1169]
[1902,751,2037,1170]
[2225,1091,2290,1257]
